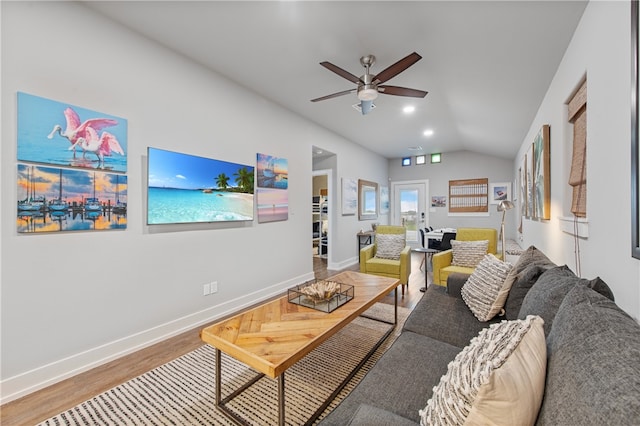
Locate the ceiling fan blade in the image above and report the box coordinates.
[374,52,422,84]
[319,61,362,84]
[310,88,356,102]
[378,85,428,98]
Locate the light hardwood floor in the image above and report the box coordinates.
[1,252,431,425]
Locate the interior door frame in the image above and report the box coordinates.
[312,169,332,264]
[391,179,429,245]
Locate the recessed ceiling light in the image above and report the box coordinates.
[403,106,415,114]
[423,129,434,137]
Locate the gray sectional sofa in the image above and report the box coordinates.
[320,246,640,425]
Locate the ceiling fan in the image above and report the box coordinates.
[310,52,428,115]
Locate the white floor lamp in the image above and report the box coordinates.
[498,200,514,259]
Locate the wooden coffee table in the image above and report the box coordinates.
[200,271,399,425]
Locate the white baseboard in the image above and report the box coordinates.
[329,256,358,271]
[0,272,314,405]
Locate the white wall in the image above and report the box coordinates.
[516,1,640,320]
[388,151,516,239]
[0,2,388,402]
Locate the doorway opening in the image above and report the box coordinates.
[312,147,335,270]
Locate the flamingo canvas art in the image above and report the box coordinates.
[17,92,127,172]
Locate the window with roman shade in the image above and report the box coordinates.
[568,80,587,217]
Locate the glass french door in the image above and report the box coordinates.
[391,180,428,245]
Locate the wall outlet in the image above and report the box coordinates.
[210,281,218,294]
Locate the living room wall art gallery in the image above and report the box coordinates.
[16,92,128,233]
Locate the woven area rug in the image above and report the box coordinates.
[40,302,410,426]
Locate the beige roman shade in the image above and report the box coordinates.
[568,80,587,217]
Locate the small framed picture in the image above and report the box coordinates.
[431,196,446,207]
[489,182,511,204]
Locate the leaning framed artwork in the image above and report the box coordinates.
[525,143,534,218]
[532,124,551,220]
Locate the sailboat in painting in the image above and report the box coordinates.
[48,168,68,212]
[18,166,45,211]
[262,157,275,178]
[112,174,126,214]
[84,172,101,212]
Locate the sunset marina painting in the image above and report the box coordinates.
[16,164,127,233]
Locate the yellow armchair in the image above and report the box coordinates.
[359,225,411,294]
[432,227,498,287]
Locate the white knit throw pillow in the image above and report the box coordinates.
[419,315,546,426]
[374,233,405,260]
[461,254,513,321]
[451,240,489,268]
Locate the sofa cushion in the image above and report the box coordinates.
[504,263,549,320]
[374,233,405,260]
[537,285,640,425]
[439,264,475,287]
[403,285,498,349]
[451,239,489,268]
[501,246,556,317]
[420,315,546,426]
[365,257,401,275]
[345,404,417,426]
[505,245,555,274]
[319,331,460,425]
[461,254,513,321]
[518,265,615,336]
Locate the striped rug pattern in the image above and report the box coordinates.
[40,303,409,425]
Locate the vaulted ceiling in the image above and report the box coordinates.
[84,1,587,160]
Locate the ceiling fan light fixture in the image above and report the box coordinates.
[358,87,378,101]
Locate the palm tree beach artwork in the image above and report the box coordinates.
[17,92,127,172]
[147,148,255,225]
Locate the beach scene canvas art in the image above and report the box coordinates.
[147,148,254,225]
[17,92,128,172]
[256,153,288,223]
[17,164,127,233]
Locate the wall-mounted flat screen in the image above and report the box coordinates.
[147,147,254,225]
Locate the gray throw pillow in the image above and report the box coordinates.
[503,263,548,320]
[518,265,615,336]
[537,285,640,425]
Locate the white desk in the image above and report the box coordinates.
[424,228,456,242]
